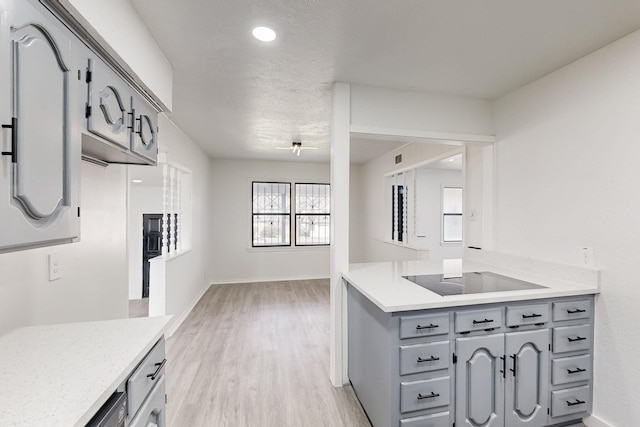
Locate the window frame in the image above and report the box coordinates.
[442,186,463,244]
[294,182,331,247]
[251,181,292,248]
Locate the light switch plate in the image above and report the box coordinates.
[48,253,62,281]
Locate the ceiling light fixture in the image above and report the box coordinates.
[132,179,143,183]
[276,141,317,156]
[252,26,277,42]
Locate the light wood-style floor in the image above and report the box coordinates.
[165,279,371,427]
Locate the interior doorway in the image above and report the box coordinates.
[142,213,177,298]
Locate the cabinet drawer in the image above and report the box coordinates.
[454,308,502,333]
[505,303,549,327]
[127,337,166,419]
[400,341,449,375]
[553,325,591,353]
[400,377,450,413]
[550,385,591,418]
[552,300,591,322]
[552,354,591,385]
[400,411,449,427]
[400,313,449,339]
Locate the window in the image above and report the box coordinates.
[442,187,462,242]
[392,184,406,242]
[252,182,291,247]
[295,183,330,246]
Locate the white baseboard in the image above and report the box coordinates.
[209,275,330,285]
[164,283,210,338]
[584,415,613,427]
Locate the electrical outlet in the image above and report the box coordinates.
[48,253,62,281]
[579,247,594,267]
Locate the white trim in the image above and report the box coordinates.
[209,275,330,285]
[584,415,613,427]
[164,282,210,338]
[350,124,496,144]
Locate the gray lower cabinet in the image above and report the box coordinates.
[0,0,81,252]
[346,284,594,427]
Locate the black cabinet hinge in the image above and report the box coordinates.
[547,408,550,415]
[86,70,92,83]
[453,353,457,364]
[77,207,81,217]
[85,105,91,118]
[548,344,551,351]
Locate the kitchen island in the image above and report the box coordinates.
[0,315,172,427]
[343,259,599,427]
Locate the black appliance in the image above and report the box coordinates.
[402,271,546,296]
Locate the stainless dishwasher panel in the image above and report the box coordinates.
[128,375,166,427]
[86,391,127,427]
[128,337,166,419]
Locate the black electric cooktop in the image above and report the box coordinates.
[402,272,547,296]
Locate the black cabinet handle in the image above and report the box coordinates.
[568,336,587,343]
[500,355,506,378]
[416,323,438,330]
[147,358,166,381]
[510,354,517,377]
[567,367,587,374]
[472,318,494,325]
[522,313,542,319]
[567,308,586,314]
[1,117,17,163]
[417,356,439,363]
[417,392,439,400]
[566,399,586,407]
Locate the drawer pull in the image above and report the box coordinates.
[567,367,587,374]
[522,313,542,319]
[566,399,586,407]
[415,323,438,330]
[567,336,587,343]
[510,354,517,377]
[417,391,440,400]
[1,117,18,164]
[567,308,586,314]
[147,358,166,381]
[500,355,506,378]
[417,356,440,363]
[473,318,494,325]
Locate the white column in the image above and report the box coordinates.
[168,166,176,254]
[161,163,169,255]
[330,82,351,386]
[176,170,182,253]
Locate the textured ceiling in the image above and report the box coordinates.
[130,0,640,162]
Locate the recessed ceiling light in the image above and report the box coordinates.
[132,179,143,183]
[252,26,276,42]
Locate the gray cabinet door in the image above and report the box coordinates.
[86,56,131,149]
[504,329,549,427]
[130,93,158,163]
[455,334,505,427]
[0,0,80,251]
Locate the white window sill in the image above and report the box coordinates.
[247,245,330,253]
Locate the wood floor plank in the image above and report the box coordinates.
[165,279,371,427]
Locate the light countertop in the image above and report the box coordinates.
[342,259,599,313]
[0,315,172,427]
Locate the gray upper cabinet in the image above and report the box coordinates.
[86,56,131,149]
[455,334,505,427]
[0,0,80,252]
[130,92,158,163]
[504,330,549,427]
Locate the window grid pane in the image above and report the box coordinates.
[296,214,330,245]
[443,215,463,242]
[252,214,290,246]
[295,183,330,246]
[252,182,291,247]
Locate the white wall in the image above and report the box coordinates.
[127,185,163,300]
[0,162,128,335]
[63,0,173,109]
[152,114,211,323]
[209,159,330,283]
[350,84,494,136]
[493,29,640,427]
[350,142,462,263]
